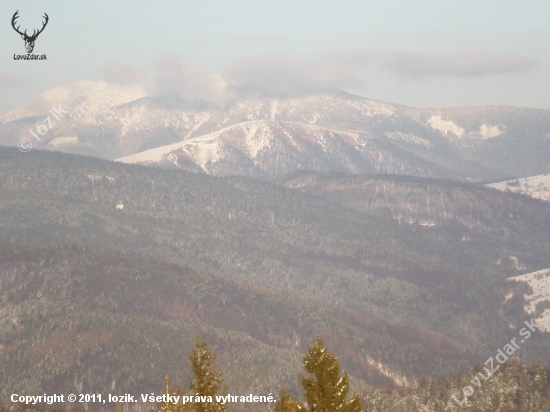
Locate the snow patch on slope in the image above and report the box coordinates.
[48,136,79,147]
[235,122,273,158]
[365,355,410,387]
[487,174,550,202]
[479,123,504,139]
[270,100,279,121]
[185,138,222,169]
[116,141,185,164]
[508,268,550,332]
[427,115,464,138]
[384,132,432,148]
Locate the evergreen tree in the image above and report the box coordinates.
[275,389,304,412]
[300,338,363,412]
[188,336,227,412]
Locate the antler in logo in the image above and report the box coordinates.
[11,11,49,54]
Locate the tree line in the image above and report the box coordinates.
[3,336,550,412]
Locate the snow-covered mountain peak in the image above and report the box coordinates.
[2,82,550,181]
[1,81,148,124]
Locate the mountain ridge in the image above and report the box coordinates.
[2,82,549,180]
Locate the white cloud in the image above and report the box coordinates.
[97,48,537,104]
[373,49,537,77]
[224,55,366,98]
[150,55,226,104]
[100,62,146,86]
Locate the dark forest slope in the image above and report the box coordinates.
[0,243,477,398]
[0,148,549,395]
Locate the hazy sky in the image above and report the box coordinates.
[1,0,550,114]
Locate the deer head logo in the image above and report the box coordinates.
[11,11,49,54]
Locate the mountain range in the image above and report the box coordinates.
[2,81,550,181]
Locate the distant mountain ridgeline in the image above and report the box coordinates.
[114,98,550,181]
[1,83,550,181]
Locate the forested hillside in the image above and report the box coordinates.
[279,171,550,271]
[0,147,549,404]
[0,242,479,397]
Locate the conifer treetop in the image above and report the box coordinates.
[301,338,363,412]
[188,335,227,412]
